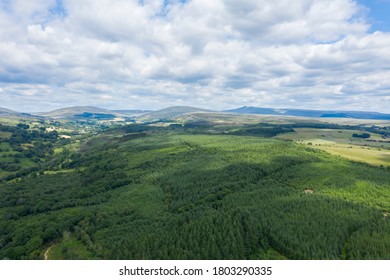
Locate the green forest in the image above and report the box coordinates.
[0,121,389,260]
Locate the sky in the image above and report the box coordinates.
[0,0,389,113]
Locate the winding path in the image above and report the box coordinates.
[44,246,52,260]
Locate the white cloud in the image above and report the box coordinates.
[0,0,389,113]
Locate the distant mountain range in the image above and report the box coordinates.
[225,106,390,120]
[1,106,390,121]
[37,106,210,121]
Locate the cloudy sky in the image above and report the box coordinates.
[0,0,389,113]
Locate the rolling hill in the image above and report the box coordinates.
[0,108,36,121]
[0,107,18,115]
[136,106,213,121]
[39,106,121,120]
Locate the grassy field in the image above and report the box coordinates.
[0,142,12,150]
[310,143,390,167]
[0,131,12,138]
[0,117,20,125]
[318,118,390,127]
[276,128,389,145]
[43,169,76,175]
[276,128,390,166]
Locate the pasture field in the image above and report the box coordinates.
[309,143,390,167]
[276,128,390,166]
[0,131,12,138]
[0,117,20,125]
